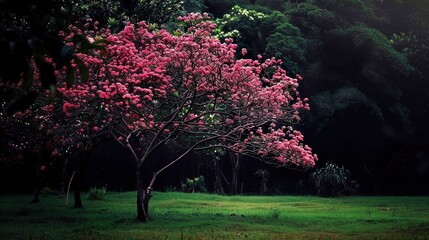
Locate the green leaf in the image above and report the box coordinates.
[149,23,158,31]
[173,30,182,36]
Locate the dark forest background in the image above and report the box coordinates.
[1,0,428,196]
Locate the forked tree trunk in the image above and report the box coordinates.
[136,170,152,222]
[131,136,215,222]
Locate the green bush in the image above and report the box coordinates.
[181,176,207,193]
[310,162,359,197]
[87,186,107,200]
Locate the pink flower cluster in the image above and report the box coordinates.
[33,12,316,167]
[250,126,318,167]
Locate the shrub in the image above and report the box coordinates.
[310,162,359,197]
[87,186,107,200]
[181,176,207,193]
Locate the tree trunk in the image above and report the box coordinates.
[229,154,241,195]
[30,152,42,203]
[30,167,42,203]
[262,180,268,195]
[31,151,45,203]
[73,149,90,209]
[59,157,70,197]
[143,187,152,218]
[136,170,152,222]
[73,169,83,208]
[136,187,145,221]
[131,135,211,222]
[213,156,225,194]
[230,170,238,195]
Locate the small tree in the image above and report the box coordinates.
[254,169,270,194]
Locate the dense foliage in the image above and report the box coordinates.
[210,0,429,195]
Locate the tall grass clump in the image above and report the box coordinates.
[310,162,359,197]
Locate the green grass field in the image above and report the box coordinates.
[1,192,428,239]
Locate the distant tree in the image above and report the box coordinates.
[255,0,288,11]
[254,168,269,194]
[183,0,207,14]
[265,14,308,74]
[384,1,429,80]
[281,0,419,193]
[312,0,377,25]
[215,5,269,57]
[216,6,308,74]
[209,0,429,194]
[204,0,253,17]
[27,13,316,221]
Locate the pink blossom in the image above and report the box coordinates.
[276,156,285,163]
[39,12,316,179]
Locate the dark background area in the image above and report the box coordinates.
[1,139,427,195]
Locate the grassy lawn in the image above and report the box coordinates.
[1,192,428,239]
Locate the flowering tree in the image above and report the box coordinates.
[32,13,317,221]
[0,87,91,206]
